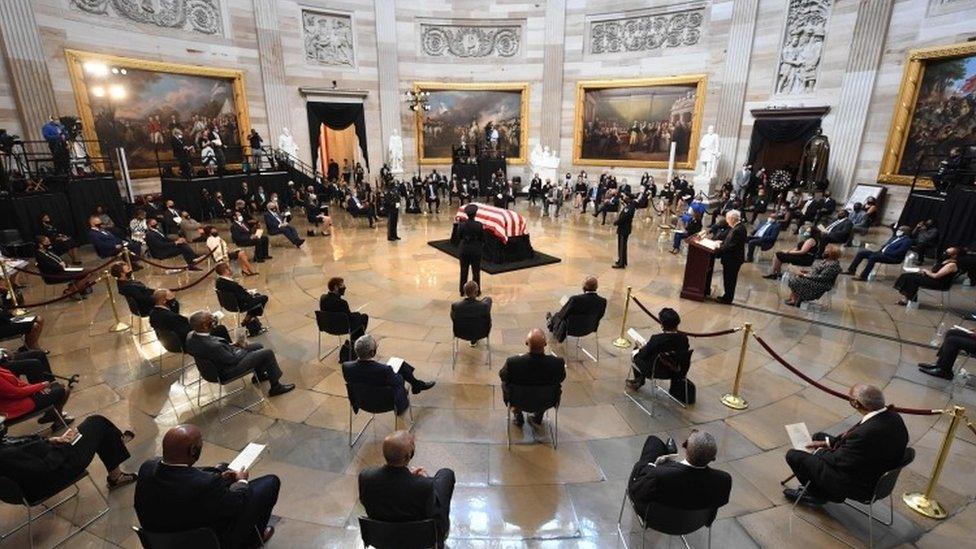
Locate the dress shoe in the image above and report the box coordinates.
[265,255,273,260]
[268,383,295,396]
[411,380,436,394]
[625,378,644,391]
[296,239,305,248]
[715,296,733,304]
[256,526,275,547]
[611,263,625,269]
[783,487,826,506]
[919,366,953,380]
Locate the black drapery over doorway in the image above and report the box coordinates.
[746,106,829,178]
[306,101,369,174]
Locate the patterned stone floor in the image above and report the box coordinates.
[3,199,975,548]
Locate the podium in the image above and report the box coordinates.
[680,235,717,302]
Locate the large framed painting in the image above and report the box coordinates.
[65,50,250,178]
[414,82,529,164]
[573,75,707,169]
[879,41,976,185]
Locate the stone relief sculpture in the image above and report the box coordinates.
[589,8,704,54]
[420,24,521,58]
[302,10,355,67]
[774,0,832,95]
[70,0,223,35]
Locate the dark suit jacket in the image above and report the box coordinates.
[816,409,909,500]
[749,221,781,248]
[877,235,913,261]
[216,276,252,309]
[263,211,286,234]
[499,353,566,389]
[633,332,691,378]
[184,331,248,368]
[451,297,492,339]
[628,459,732,512]
[145,228,180,258]
[35,249,71,284]
[230,220,256,246]
[134,458,247,545]
[149,306,192,343]
[89,228,123,257]
[552,292,607,339]
[341,359,407,413]
[457,219,485,256]
[0,434,94,500]
[822,218,853,243]
[614,203,636,235]
[359,465,447,534]
[718,222,747,266]
[319,291,352,315]
[118,279,154,315]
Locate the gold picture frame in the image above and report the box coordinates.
[65,49,250,179]
[573,75,707,169]
[413,81,530,165]
[878,41,976,186]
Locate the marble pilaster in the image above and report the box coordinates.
[252,0,289,146]
[713,0,759,182]
[0,0,59,142]
[540,0,566,155]
[374,0,401,165]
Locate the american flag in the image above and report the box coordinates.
[455,203,527,244]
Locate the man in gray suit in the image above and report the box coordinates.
[733,164,751,199]
[184,311,295,397]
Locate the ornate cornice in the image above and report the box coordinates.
[586,3,706,55]
[419,20,523,59]
[69,0,223,36]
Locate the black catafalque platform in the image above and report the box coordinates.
[428,225,560,275]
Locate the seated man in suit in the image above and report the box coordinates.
[499,329,566,427]
[341,335,435,415]
[628,430,732,516]
[359,430,455,545]
[625,307,691,391]
[451,281,492,347]
[215,262,268,336]
[846,226,913,281]
[145,218,203,270]
[817,209,854,251]
[88,215,142,265]
[149,289,230,344]
[346,190,377,227]
[134,424,280,547]
[909,219,940,263]
[111,262,177,316]
[320,277,369,353]
[918,326,976,380]
[184,311,294,396]
[230,212,270,263]
[0,415,137,501]
[263,202,304,248]
[35,235,94,299]
[545,276,608,343]
[745,213,782,262]
[784,384,909,505]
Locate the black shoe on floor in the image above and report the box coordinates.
[919,366,953,380]
[611,263,625,269]
[411,380,436,394]
[783,487,827,506]
[715,296,733,304]
[269,383,295,397]
[296,239,305,247]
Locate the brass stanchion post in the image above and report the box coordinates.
[903,405,966,519]
[101,271,130,333]
[613,286,633,349]
[721,323,751,410]
[0,260,26,316]
[122,247,133,272]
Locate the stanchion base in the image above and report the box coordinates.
[612,337,631,349]
[109,322,131,333]
[902,492,947,519]
[721,393,749,410]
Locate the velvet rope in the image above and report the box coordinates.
[630,295,741,338]
[752,333,943,416]
[168,264,219,292]
[18,277,100,308]
[12,254,122,280]
[138,247,216,271]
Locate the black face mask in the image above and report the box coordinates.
[337,287,346,296]
[210,230,219,238]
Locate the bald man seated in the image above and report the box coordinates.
[358,430,456,544]
[783,384,909,506]
[545,276,607,343]
[342,335,435,415]
[149,289,231,344]
[499,329,566,427]
[134,424,280,547]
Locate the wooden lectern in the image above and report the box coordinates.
[680,235,717,302]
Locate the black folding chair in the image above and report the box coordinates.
[345,382,413,447]
[504,384,561,449]
[358,516,440,549]
[451,314,491,369]
[564,314,601,363]
[315,310,352,361]
[617,492,718,549]
[154,326,195,383]
[0,472,109,549]
[123,294,153,337]
[190,354,265,422]
[625,349,695,417]
[2,404,70,435]
[789,447,915,548]
[132,525,220,548]
[215,289,244,335]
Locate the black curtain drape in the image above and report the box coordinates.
[0,177,124,244]
[747,118,822,166]
[306,102,369,174]
[66,176,127,241]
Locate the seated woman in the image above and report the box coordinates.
[304,185,332,237]
[893,247,959,306]
[0,348,71,425]
[670,209,703,254]
[206,228,257,277]
[764,226,821,280]
[786,245,843,307]
[128,209,148,252]
[0,301,43,351]
[35,236,94,300]
[38,214,80,265]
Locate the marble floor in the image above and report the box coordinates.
[3,199,975,549]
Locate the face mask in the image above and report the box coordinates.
[210,230,219,238]
[337,287,346,296]
[896,230,905,237]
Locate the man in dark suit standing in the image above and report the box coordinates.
[215,262,268,336]
[149,289,230,343]
[342,334,435,415]
[612,193,636,268]
[457,204,485,296]
[715,210,746,304]
[170,129,193,179]
[184,311,294,396]
[359,430,455,545]
[385,184,401,241]
[499,329,566,427]
[546,276,607,343]
[320,277,369,346]
[784,384,909,506]
[628,431,732,515]
[451,281,492,346]
[134,424,280,547]
[626,307,691,391]
[145,218,202,270]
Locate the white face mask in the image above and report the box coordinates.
[896,230,905,237]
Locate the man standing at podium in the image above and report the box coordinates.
[715,210,746,304]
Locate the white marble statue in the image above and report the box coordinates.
[697,125,720,179]
[277,126,298,158]
[529,143,560,187]
[388,128,404,174]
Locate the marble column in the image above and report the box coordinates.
[713,0,759,183]
[0,0,59,142]
[374,0,401,166]
[540,0,566,156]
[252,0,289,148]
[829,0,894,200]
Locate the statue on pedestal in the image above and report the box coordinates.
[697,125,720,179]
[529,144,560,188]
[388,128,404,174]
[277,126,298,158]
[798,127,830,189]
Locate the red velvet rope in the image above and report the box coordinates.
[168,265,219,292]
[630,295,741,338]
[138,247,216,271]
[752,333,942,416]
[12,254,121,280]
[18,278,99,308]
